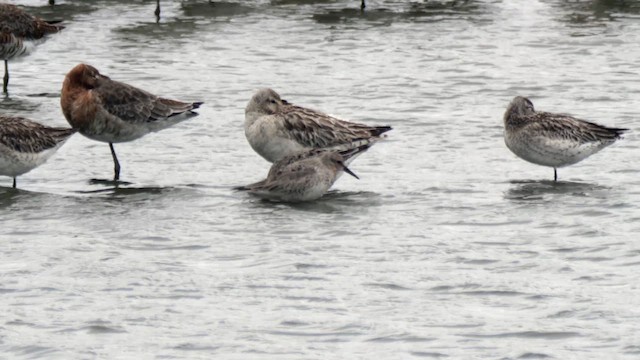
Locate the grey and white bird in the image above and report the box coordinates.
[244,88,391,163]
[0,115,76,188]
[503,96,628,181]
[236,145,370,202]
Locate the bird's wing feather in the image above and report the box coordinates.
[252,163,318,194]
[94,77,195,124]
[279,104,390,148]
[0,117,75,153]
[523,112,626,143]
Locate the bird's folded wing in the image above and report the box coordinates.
[280,105,387,148]
[95,79,193,124]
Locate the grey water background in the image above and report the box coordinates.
[1,0,640,358]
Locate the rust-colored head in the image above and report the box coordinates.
[63,63,105,90]
[61,63,102,129]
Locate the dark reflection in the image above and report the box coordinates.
[505,179,609,201]
[1,94,59,111]
[87,178,134,187]
[116,1,256,38]
[0,187,22,209]
[0,186,63,209]
[107,187,167,196]
[312,7,392,24]
[320,189,380,202]
[0,96,43,113]
[180,1,255,18]
[272,0,339,5]
[238,189,381,213]
[550,0,640,24]
[21,2,99,22]
[24,92,61,99]
[292,190,382,213]
[74,178,181,200]
[76,186,165,195]
[115,17,200,41]
[406,0,481,18]
[312,0,483,24]
[75,183,184,204]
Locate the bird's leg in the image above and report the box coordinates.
[49,0,55,5]
[554,168,557,182]
[361,0,366,10]
[3,60,8,94]
[155,0,161,22]
[109,143,121,181]
[12,177,16,188]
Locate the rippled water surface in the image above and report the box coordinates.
[2,0,640,358]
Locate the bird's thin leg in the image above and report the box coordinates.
[3,60,8,94]
[155,0,161,22]
[109,143,121,181]
[554,168,557,182]
[12,177,16,188]
[49,0,55,5]
[361,0,366,10]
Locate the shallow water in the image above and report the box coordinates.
[2,0,640,358]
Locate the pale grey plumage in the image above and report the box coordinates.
[503,96,627,181]
[244,88,391,163]
[237,145,370,202]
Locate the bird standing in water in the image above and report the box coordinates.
[503,96,627,181]
[0,115,76,188]
[61,63,203,182]
[0,3,64,94]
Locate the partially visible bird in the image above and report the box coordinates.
[503,96,628,181]
[60,63,203,181]
[236,144,370,202]
[0,3,64,94]
[0,115,76,188]
[244,88,391,164]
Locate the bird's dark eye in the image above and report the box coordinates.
[269,99,277,104]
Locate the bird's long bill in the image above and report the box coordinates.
[342,165,359,180]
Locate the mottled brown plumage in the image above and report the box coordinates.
[0,3,64,93]
[0,115,76,188]
[279,103,391,149]
[0,4,63,40]
[245,88,391,163]
[0,115,75,153]
[237,145,369,202]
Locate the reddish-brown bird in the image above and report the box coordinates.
[0,3,64,93]
[61,63,203,181]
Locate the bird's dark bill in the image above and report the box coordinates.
[343,166,359,180]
